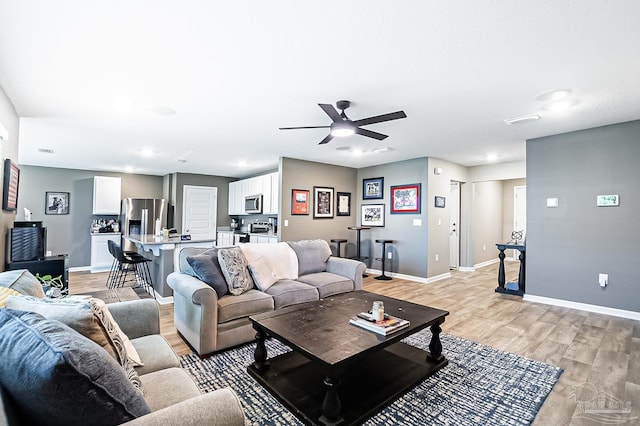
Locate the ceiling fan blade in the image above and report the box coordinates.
[318,134,334,145]
[319,104,343,122]
[355,127,388,141]
[279,125,330,130]
[353,110,407,127]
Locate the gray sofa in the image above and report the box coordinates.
[167,239,366,356]
[0,292,245,426]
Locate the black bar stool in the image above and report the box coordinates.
[330,239,347,258]
[374,239,394,281]
[107,240,154,295]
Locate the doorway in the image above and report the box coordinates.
[513,185,526,259]
[182,185,218,240]
[449,181,461,270]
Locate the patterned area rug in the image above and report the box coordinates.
[180,330,562,425]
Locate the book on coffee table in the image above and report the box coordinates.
[349,313,410,335]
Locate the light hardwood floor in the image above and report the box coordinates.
[70,262,640,425]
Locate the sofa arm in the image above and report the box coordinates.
[123,388,245,426]
[167,272,220,355]
[108,299,160,339]
[326,257,366,290]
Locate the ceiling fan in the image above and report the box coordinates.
[279,100,407,145]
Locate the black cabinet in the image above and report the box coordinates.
[8,255,69,294]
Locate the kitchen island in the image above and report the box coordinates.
[124,234,215,302]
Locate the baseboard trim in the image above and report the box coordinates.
[70,266,91,272]
[523,294,640,321]
[365,269,451,284]
[473,258,499,269]
[458,266,476,272]
[154,293,174,305]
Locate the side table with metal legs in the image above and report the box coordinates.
[374,239,393,280]
[347,226,370,277]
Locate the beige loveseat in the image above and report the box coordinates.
[167,239,366,356]
[0,270,245,426]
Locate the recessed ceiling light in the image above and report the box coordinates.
[504,114,540,125]
[172,158,187,164]
[535,89,572,103]
[149,106,177,116]
[373,147,394,153]
[38,148,55,154]
[487,154,498,162]
[238,160,248,168]
[543,99,575,112]
[140,148,155,157]
[125,166,134,173]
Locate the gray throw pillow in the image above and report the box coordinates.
[0,309,150,426]
[287,240,332,276]
[217,247,254,295]
[0,269,46,297]
[186,248,229,298]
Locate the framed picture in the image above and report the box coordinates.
[45,191,70,215]
[596,194,619,207]
[2,159,20,211]
[313,186,334,218]
[336,192,351,216]
[435,196,446,208]
[361,204,385,227]
[291,189,310,215]
[390,183,421,214]
[363,177,384,200]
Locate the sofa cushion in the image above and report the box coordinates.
[0,287,21,307]
[265,280,319,309]
[217,289,274,323]
[139,367,201,412]
[0,269,46,298]
[296,272,354,298]
[218,247,254,295]
[239,242,298,280]
[247,256,278,291]
[178,247,209,276]
[186,248,229,298]
[287,240,332,276]
[6,295,144,370]
[0,309,150,426]
[131,334,180,376]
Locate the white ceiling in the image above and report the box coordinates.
[1,1,639,178]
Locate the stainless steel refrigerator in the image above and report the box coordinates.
[120,198,167,252]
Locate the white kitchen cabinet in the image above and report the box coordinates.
[93,176,122,215]
[249,235,278,244]
[90,233,121,272]
[228,172,279,215]
[216,231,234,247]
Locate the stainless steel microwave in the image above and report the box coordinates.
[244,194,262,214]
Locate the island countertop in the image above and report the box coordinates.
[125,234,216,246]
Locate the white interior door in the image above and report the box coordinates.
[449,181,460,270]
[182,185,217,240]
[513,185,526,259]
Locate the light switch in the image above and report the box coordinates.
[413,219,422,226]
[546,198,559,208]
[284,220,289,227]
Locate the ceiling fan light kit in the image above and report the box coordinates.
[279,100,407,145]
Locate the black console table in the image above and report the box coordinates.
[7,255,69,295]
[348,226,370,277]
[495,243,525,296]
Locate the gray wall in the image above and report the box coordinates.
[472,180,504,265]
[357,158,430,277]
[172,173,235,233]
[0,85,20,270]
[527,120,640,312]
[280,157,357,254]
[17,166,164,268]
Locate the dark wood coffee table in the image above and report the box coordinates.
[247,290,449,425]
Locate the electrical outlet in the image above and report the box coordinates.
[483,244,486,251]
[387,251,392,259]
[438,218,442,226]
[241,219,244,224]
[435,254,439,262]
[284,220,289,227]
[599,273,608,288]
